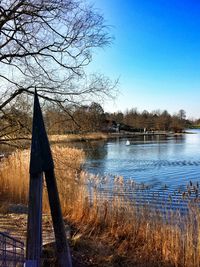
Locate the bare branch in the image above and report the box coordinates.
[0,0,116,143]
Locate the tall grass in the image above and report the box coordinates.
[49,132,108,143]
[1,147,200,266]
[0,149,30,203]
[0,146,85,207]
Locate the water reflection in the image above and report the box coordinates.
[87,141,108,160]
[83,130,200,190]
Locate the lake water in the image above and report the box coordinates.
[83,129,200,191]
[79,130,200,214]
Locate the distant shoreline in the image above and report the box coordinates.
[0,130,196,154]
[109,131,185,137]
[49,130,189,143]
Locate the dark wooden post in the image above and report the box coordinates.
[26,173,43,267]
[45,169,72,266]
[26,90,72,267]
[26,90,45,267]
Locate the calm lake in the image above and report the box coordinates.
[82,129,200,191]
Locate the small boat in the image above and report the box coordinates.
[126,140,130,146]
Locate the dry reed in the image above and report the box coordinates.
[1,147,200,266]
[49,132,108,143]
[0,146,85,208]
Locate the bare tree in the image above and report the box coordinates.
[178,109,186,121]
[0,0,116,144]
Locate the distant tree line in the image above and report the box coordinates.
[45,102,106,134]
[106,108,191,133]
[43,104,193,134]
[1,100,197,145]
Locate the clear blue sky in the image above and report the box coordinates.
[87,0,200,119]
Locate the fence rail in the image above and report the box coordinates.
[0,232,25,267]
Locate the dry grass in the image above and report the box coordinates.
[1,148,200,266]
[69,195,200,267]
[0,146,85,207]
[49,132,108,143]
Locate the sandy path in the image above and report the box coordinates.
[0,213,55,245]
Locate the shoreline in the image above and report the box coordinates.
[49,130,187,143]
[0,130,194,155]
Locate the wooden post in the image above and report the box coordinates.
[26,173,43,267]
[45,169,72,267]
[26,90,45,266]
[26,89,72,266]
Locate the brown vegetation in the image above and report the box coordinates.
[0,146,85,207]
[45,107,190,134]
[1,148,200,266]
[49,132,108,143]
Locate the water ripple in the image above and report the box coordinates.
[123,159,200,168]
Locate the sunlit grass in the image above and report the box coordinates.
[49,132,108,143]
[0,146,85,207]
[1,148,200,266]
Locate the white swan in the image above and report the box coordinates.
[126,140,130,146]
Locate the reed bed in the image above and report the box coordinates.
[0,146,85,207]
[49,132,108,143]
[1,147,200,266]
